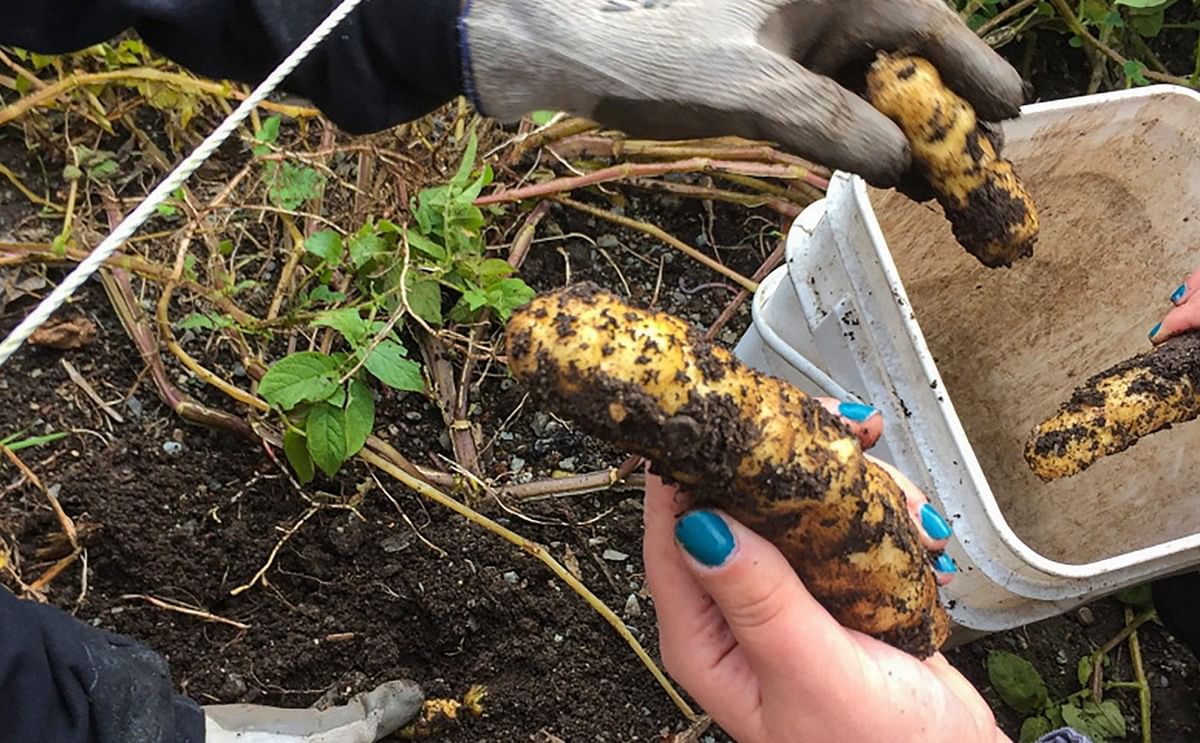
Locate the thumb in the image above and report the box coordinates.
[672,508,858,693]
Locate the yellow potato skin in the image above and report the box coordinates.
[866,53,1039,269]
[1027,332,1200,481]
[506,283,949,658]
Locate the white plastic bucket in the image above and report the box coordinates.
[734,84,1200,635]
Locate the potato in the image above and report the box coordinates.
[1026,331,1200,481]
[505,283,950,658]
[866,53,1039,269]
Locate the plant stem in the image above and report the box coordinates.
[1049,0,1196,87]
[477,157,827,206]
[553,195,758,293]
[1126,606,1153,743]
[0,67,318,126]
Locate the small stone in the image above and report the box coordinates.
[1055,649,1068,665]
[558,456,577,472]
[602,549,629,562]
[126,396,144,417]
[531,412,551,436]
[624,594,642,618]
[380,533,411,554]
[1158,675,1170,688]
[553,633,564,643]
[29,368,42,379]
[510,457,526,473]
[405,411,423,421]
[597,234,620,249]
[499,431,515,441]
[162,441,184,456]
[502,571,520,585]
[1077,606,1095,626]
[221,673,248,700]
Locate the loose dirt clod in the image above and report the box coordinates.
[505,282,949,658]
[1025,330,1200,480]
[866,53,1039,268]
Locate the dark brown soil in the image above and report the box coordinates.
[3,22,1200,743]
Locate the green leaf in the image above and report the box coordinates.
[254,115,281,155]
[313,307,368,347]
[258,352,341,409]
[987,650,1049,714]
[478,258,515,286]
[283,427,315,484]
[307,285,347,304]
[1116,583,1154,611]
[405,273,443,325]
[364,340,424,392]
[404,229,447,262]
[1061,699,1125,743]
[1077,655,1093,688]
[1,431,67,452]
[305,402,349,477]
[266,162,325,211]
[344,379,375,456]
[530,110,558,126]
[490,277,535,321]
[62,164,83,182]
[305,229,344,265]
[1018,716,1054,743]
[451,131,479,188]
[349,231,388,268]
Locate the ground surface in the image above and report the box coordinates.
[2,17,1200,743]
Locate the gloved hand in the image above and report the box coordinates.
[459,0,1025,188]
[203,680,424,743]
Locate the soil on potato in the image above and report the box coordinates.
[3,25,1200,743]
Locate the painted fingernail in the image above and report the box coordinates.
[675,510,735,567]
[933,553,958,574]
[1149,322,1163,340]
[920,503,954,540]
[838,402,879,423]
[1171,284,1187,303]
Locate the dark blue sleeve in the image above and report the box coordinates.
[0,587,205,743]
[0,0,464,134]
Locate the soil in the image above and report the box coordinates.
[3,21,1200,743]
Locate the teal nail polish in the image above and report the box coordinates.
[933,553,957,574]
[675,511,735,567]
[1172,284,1187,303]
[838,402,878,423]
[1150,322,1163,340]
[920,504,953,540]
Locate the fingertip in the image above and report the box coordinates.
[816,397,884,449]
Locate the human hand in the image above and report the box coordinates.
[203,680,424,743]
[459,0,1025,187]
[1149,267,1200,345]
[643,397,1009,743]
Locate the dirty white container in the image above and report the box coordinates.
[734,84,1200,636]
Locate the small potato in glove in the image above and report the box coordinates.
[505,283,950,658]
[460,0,1024,188]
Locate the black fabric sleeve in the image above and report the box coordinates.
[0,586,205,743]
[1,0,465,134]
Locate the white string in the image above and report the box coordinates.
[0,0,366,366]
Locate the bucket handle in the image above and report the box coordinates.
[750,289,863,405]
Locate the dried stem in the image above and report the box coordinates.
[417,330,483,478]
[477,157,827,207]
[0,67,318,126]
[230,506,320,596]
[554,195,758,292]
[122,593,250,630]
[1125,606,1153,743]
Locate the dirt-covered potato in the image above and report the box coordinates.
[505,282,949,658]
[866,53,1039,269]
[1026,331,1200,481]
